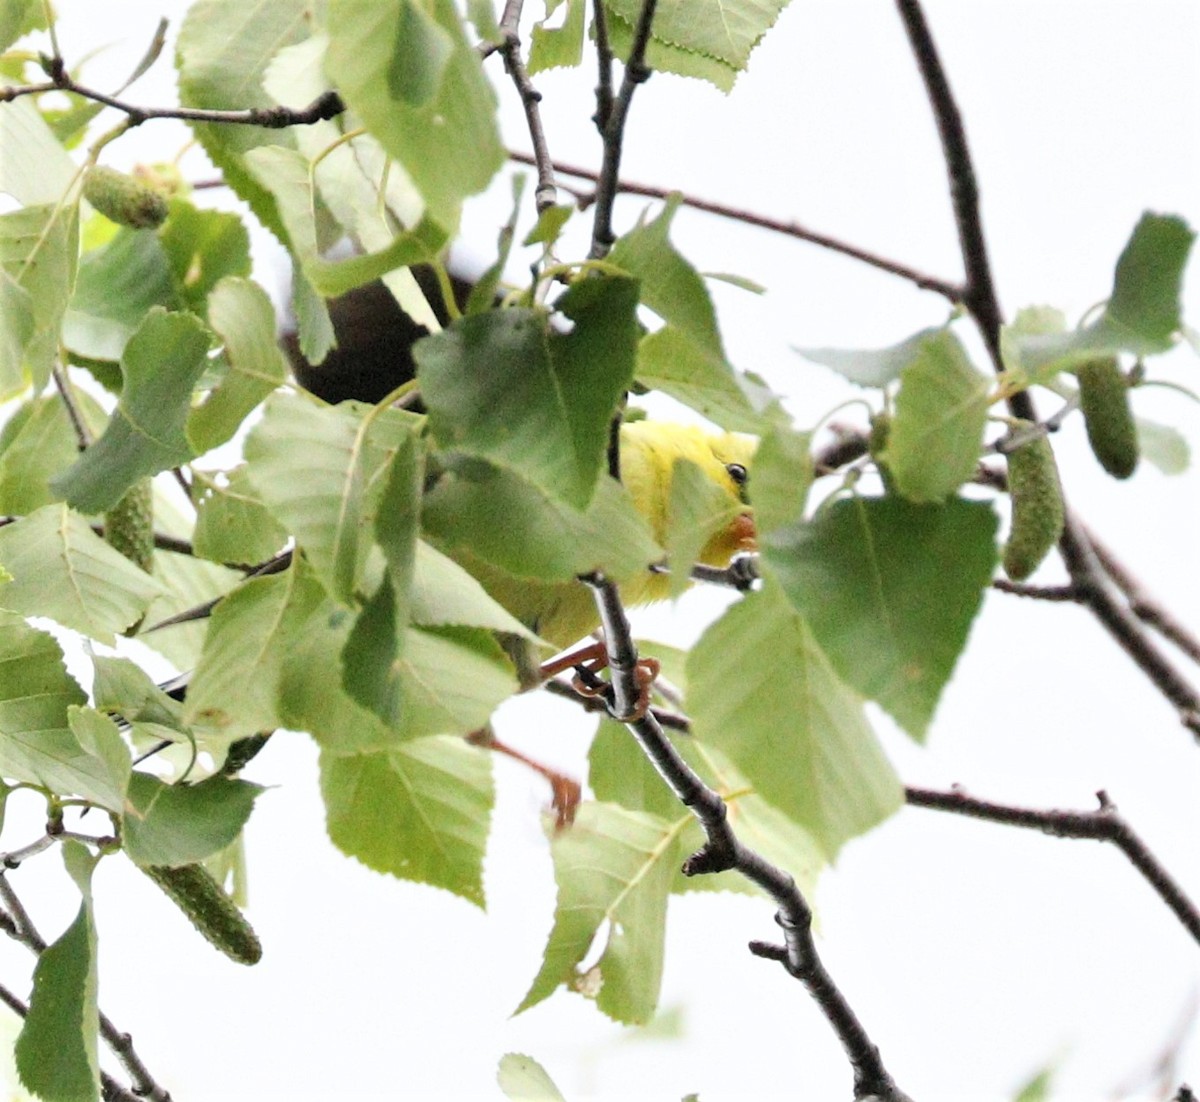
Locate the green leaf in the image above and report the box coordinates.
[881,329,990,502]
[604,0,787,69]
[418,276,639,508]
[1136,416,1190,475]
[158,199,253,314]
[422,461,661,583]
[183,565,326,739]
[0,201,80,390]
[16,843,100,1102]
[175,0,313,240]
[518,801,677,1024]
[341,433,423,723]
[0,505,164,643]
[497,1053,568,1102]
[64,226,179,363]
[687,583,903,857]
[410,540,538,638]
[123,772,263,868]
[0,268,33,394]
[320,735,493,905]
[52,309,212,514]
[193,466,289,564]
[1100,212,1195,351]
[470,174,526,313]
[389,0,455,106]
[65,708,131,813]
[0,0,46,53]
[664,458,741,599]
[91,655,186,732]
[749,420,811,538]
[796,326,941,389]
[187,277,288,453]
[0,392,107,514]
[764,495,998,739]
[637,326,764,432]
[0,618,142,810]
[528,0,585,73]
[0,98,77,206]
[325,0,504,226]
[243,144,448,297]
[243,393,419,604]
[603,9,738,92]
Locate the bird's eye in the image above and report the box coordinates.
[726,463,748,487]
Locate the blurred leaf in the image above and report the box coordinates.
[244,144,448,298]
[418,276,639,508]
[187,277,288,453]
[325,0,504,226]
[764,495,998,739]
[123,772,263,868]
[518,801,677,1023]
[15,843,99,1102]
[183,566,325,739]
[341,435,422,722]
[470,175,525,313]
[1101,212,1194,350]
[528,0,585,73]
[881,329,990,502]
[0,201,80,391]
[796,326,940,389]
[0,392,108,514]
[175,0,313,241]
[497,1053,568,1102]
[52,309,211,514]
[0,98,77,205]
[0,268,33,394]
[158,200,252,314]
[1136,416,1190,475]
[749,419,811,537]
[244,393,419,605]
[0,505,164,643]
[604,10,738,92]
[0,0,45,52]
[193,466,289,565]
[91,656,185,731]
[65,708,131,814]
[320,735,493,905]
[0,618,140,810]
[410,540,538,638]
[422,461,661,583]
[665,458,741,599]
[687,582,903,857]
[64,226,178,362]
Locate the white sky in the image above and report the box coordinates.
[2,2,1200,1100]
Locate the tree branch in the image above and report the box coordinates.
[510,149,962,300]
[906,785,1200,946]
[0,67,343,130]
[588,0,659,257]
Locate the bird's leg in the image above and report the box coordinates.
[538,642,662,721]
[466,724,581,829]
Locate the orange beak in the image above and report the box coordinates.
[732,512,757,551]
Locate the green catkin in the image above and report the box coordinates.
[142,863,263,965]
[103,479,154,573]
[1003,423,1065,582]
[1075,356,1139,479]
[83,166,169,230]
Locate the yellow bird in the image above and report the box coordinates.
[473,419,759,654]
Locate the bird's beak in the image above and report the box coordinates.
[732,512,757,551]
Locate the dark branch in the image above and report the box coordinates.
[510,149,962,299]
[907,786,1200,945]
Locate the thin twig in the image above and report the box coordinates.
[52,364,92,450]
[990,580,1079,602]
[494,0,558,214]
[588,0,659,257]
[141,549,293,633]
[906,786,1200,945]
[591,0,614,132]
[511,149,962,300]
[0,72,343,130]
[583,581,912,1101]
[1088,531,1200,666]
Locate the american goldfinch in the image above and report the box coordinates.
[472,420,758,654]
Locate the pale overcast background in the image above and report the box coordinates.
[1,2,1199,1100]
